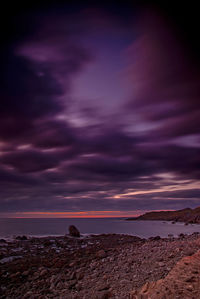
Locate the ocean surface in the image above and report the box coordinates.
[1,218,200,239]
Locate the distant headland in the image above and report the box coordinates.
[126,207,200,224]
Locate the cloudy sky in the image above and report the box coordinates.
[1,1,200,217]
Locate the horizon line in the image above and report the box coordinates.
[0,209,175,218]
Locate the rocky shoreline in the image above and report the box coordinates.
[1,232,200,298]
[127,207,200,225]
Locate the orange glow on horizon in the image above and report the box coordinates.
[1,210,144,218]
[0,209,175,218]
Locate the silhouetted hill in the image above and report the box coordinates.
[127,207,200,224]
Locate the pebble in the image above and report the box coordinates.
[40,269,48,276]
[158,262,165,267]
[22,270,29,276]
[96,249,107,258]
[97,284,110,291]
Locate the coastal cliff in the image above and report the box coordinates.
[127,207,200,224]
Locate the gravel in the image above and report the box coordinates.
[1,232,200,298]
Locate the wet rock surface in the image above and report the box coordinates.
[68,225,80,238]
[1,233,200,298]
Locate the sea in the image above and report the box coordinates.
[1,218,200,239]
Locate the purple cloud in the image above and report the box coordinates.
[0,4,200,215]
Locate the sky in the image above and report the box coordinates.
[1,1,200,218]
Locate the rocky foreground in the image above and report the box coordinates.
[1,232,200,298]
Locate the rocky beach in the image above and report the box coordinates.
[1,230,200,298]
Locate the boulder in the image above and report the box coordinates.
[16,235,27,240]
[68,225,80,237]
[179,233,185,239]
[0,239,6,243]
[168,234,173,238]
[149,236,161,241]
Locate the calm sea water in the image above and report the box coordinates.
[1,218,200,239]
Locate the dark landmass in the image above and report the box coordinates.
[1,232,200,298]
[127,207,200,224]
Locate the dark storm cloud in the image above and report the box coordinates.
[0,10,91,145]
[132,144,200,179]
[0,168,39,185]
[82,129,140,157]
[0,3,200,215]
[0,53,63,142]
[125,11,200,141]
[1,54,63,118]
[61,154,157,183]
[0,149,62,173]
[31,120,77,149]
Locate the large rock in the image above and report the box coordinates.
[16,235,27,240]
[130,249,200,298]
[68,225,80,237]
